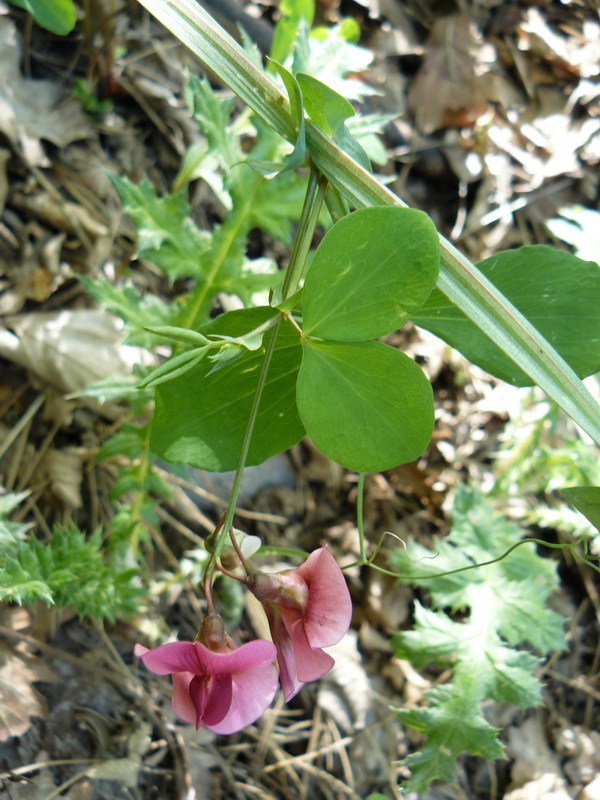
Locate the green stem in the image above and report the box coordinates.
[356,473,366,563]
[209,319,281,571]
[206,166,327,580]
[344,535,600,579]
[280,165,328,298]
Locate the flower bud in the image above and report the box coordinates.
[196,611,226,651]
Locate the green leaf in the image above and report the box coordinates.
[390,486,566,790]
[270,0,315,63]
[151,308,304,471]
[143,326,210,347]
[296,72,354,138]
[411,246,600,386]
[561,486,600,532]
[134,0,600,444]
[397,680,504,792]
[109,174,211,281]
[183,74,242,169]
[296,340,433,472]
[0,525,143,620]
[138,348,208,389]
[296,72,370,170]
[10,0,76,35]
[77,276,174,348]
[302,207,439,341]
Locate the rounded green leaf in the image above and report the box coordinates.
[302,207,439,341]
[296,339,434,472]
[17,0,77,34]
[150,308,304,471]
[411,245,600,386]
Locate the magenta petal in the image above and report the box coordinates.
[202,673,233,727]
[196,639,276,675]
[269,610,302,701]
[171,672,197,725]
[208,663,279,735]
[135,641,203,675]
[188,674,209,728]
[283,612,334,683]
[297,548,352,648]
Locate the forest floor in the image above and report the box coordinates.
[0,0,599,799]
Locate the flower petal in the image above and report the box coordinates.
[172,672,197,725]
[268,608,302,701]
[188,674,209,727]
[282,611,334,683]
[195,639,277,675]
[135,641,204,675]
[202,673,233,728]
[208,663,279,735]
[296,547,352,648]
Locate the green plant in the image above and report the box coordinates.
[4,0,600,792]
[0,495,143,621]
[390,486,566,791]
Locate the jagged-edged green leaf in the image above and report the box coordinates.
[410,246,600,386]
[391,486,565,790]
[109,174,211,281]
[0,525,143,620]
[296,339,434,472]
[397,679,504,792]
[302,207,439,341]
[184,74,242,169]
[151,308,304,471]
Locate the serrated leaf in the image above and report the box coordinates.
[561,486,600,532]
[410,246,600,386]
[183,74,241,169]
[0,525,142,620]
[397,681,504,792]
[151,308,304,471]
[391,486,565,790]
[110,174,211,281]
[296,339,434,472]
[302,207,439,341]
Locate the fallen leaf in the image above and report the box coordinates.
[0,644,50,742]
[0,19,92,166]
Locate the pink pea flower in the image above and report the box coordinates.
[247,546,352,701]
[134,636,278,735]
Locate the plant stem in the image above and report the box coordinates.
[206,165,327,579]
[356,473,366,563]
[209,319,281,570]
[280,165,328,299]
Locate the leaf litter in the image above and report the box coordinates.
[0,0,598,798]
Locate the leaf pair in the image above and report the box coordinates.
[297,206,438,472]
[151,206,440,473]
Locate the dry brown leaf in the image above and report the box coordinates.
[0,309,155,394]
[408,13,508,133]
[0,645,51,742]
[0,19,93,166]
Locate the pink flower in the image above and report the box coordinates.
[134,638,278,734]
[247,547,352,701]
